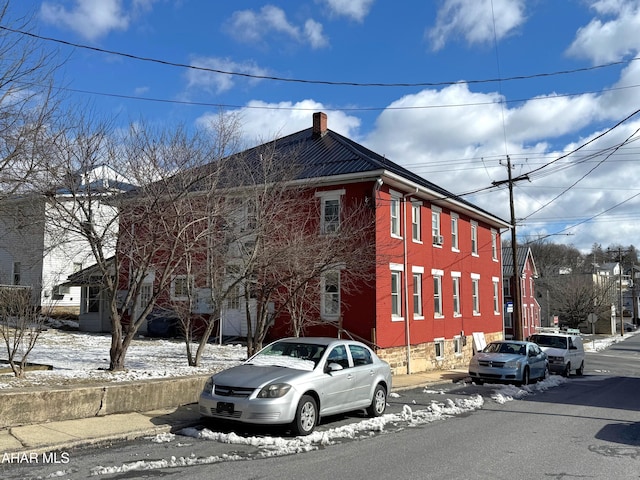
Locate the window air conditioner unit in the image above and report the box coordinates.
[433,235,444,245]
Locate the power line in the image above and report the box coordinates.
[2,24,639,89]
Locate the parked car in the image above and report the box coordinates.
[529,331,584,377]
[146,308,181,338]
[624,322,637,332]
[198,337,392,435]
[468,340,548,386]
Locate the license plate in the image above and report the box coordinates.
[216,402,234,414]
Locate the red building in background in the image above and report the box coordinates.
[502,246,541,340]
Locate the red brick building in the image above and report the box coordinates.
[117,112,510,374]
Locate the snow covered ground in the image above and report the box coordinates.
[0,320,634,390]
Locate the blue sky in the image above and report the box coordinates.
[11,0,640,252]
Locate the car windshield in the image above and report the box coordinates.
[247,342,327,371]
[531,335,567,349]
[484,342,526,355]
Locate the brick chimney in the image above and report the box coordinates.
[312,112,327,138]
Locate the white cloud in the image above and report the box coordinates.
[427,0,526,51]
[360,78,640,251]
[304,19,329,49]
[320,0,375,22]
[196,100,360,147]
[566,0,640,64]
[185,57,269,94]
[40,0,131,41]
[225,5,329,49]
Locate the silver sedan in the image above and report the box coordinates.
[199,337,392,435]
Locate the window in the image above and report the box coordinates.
[432,207,442,245]
[86,286,100,313]
[505,310,513,328]
[471,221,478,255]
[316,190,344,234]
[471,274,480,315]
[491,229,498,260]
[434,338,445,359]
[452,274,461,316]
[246,200,257,230]
[227,284,241,310]
[493,278,500,314]
[432,270,443,317]
[321,270,340,317]
[137,283,152,313]
[327,345,349,369]
[391,269,402,319]
[451,214,459,250]
[411,202,422,242]
[454,336,463,355]
[503,278,511,298]
[171,275,193,301]
[390,193,401,237]
[413,272,423,317]
[349,344,373,366]
[322,198,340,233]
[12,262,21,285]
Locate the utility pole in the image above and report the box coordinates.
[493,156,529,340]
[507,156,522,340]
[608,247,627,337]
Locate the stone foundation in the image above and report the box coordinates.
[377,331,503,375]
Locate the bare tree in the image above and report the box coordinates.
[0,285,44,377]
[0,1,61,196]
[39,113,238,371]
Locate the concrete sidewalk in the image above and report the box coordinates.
[0,369,468,455]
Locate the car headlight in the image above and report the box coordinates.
[257,383,292,398]
[504,360,521,369]
[203,377,214,393]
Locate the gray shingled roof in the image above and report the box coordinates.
[131,118,508,227]
[503,246,535,277]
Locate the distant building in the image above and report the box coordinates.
[502,246,541,339]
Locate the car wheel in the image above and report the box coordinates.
[292,395,317,436]
[474,378,484,385]
[563,362,571,377]
[519,367,530,386]
[576,361,584,376]
[540,364,550,382]
[366,384,387,417]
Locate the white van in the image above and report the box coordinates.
[529,331,585,377]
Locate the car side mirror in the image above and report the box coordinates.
[326,362,343,373]
[569,345,577,350]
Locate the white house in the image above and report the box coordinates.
[0,165,134,317]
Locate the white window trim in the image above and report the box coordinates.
[432,206,442,246]
[320,270,341,319]
[454,335,463,356]
[390,189,402,239]
[452,272,461,317]
[391,269,403,321]
[433,272,444,318]
[171,275,193,301]
[316,189,345,235]
[492,277,501,315]
[451,214,459,252]
[411,200,423,244]
[412,271,424,320]
[491,229,498,261]
[471,273,480,316]
[434,337,445,360]
[471,221,479,257]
